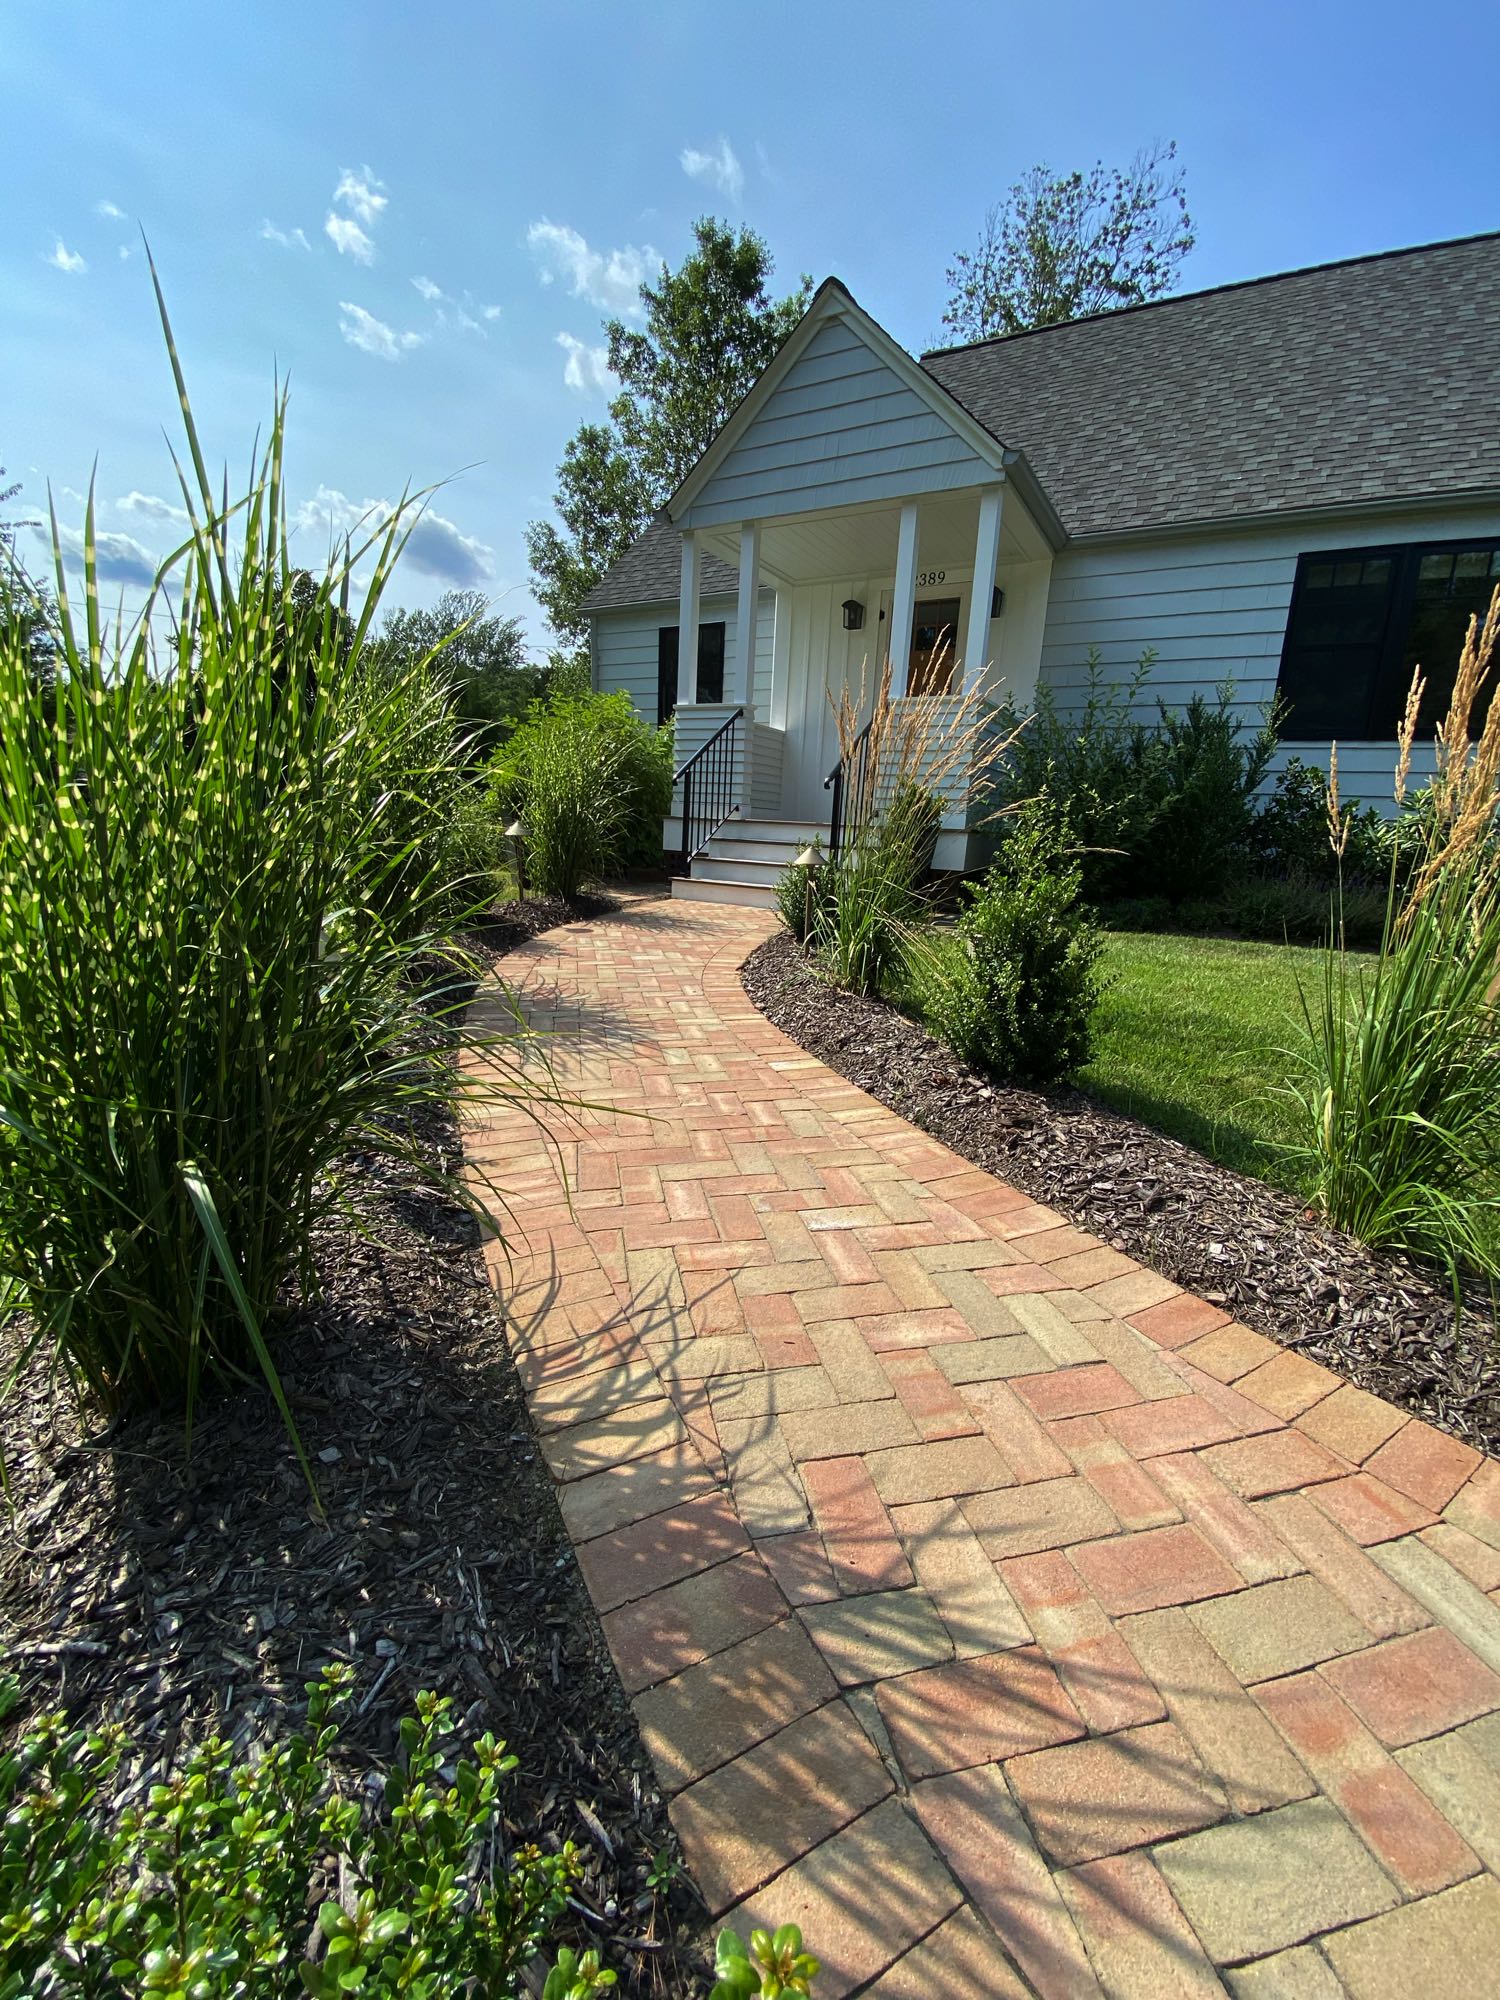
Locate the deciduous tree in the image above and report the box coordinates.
[942,143,1195,344]
[527,220,811,644]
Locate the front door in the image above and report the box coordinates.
[909,596,961,696]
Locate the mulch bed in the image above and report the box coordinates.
[0,891,706,1998]
[743,929,1500,1460]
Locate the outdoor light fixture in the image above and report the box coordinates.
[791,843,821,938]
[504,820,526,901]
[991,586,1005,618]
[841,598,865,631]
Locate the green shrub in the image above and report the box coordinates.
[1138,690,1279,899]
[0,278,515,1448]
[1251,757,1390,887]
[913,805,1103,1083]
[0,1667,819,2000]
[1282,601,1500,1285]
[491,690,673,895]
[1001,648,1163,900]
[1004,650,1279,901]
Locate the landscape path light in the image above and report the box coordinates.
[791,843,821,940]
[505,820,526,901]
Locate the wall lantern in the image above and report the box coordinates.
[841,598,865,631]
[991,586,1006,618]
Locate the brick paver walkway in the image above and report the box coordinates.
[465,899,1500,1998]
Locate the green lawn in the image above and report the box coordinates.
[1079,931,1327,1193]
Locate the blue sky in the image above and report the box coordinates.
[5,0,1497,650]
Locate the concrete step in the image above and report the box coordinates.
[691,855,788,886]
[721,815,827,848]
[702,835,809,865]
[670,874,779,909]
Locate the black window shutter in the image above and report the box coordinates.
[698,622,726,703]
[658,621,727,723]
[656,626,679,729]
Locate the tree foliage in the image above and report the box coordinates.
[941,142,1195,343]
[375,587,536,755]
[527,219,811,644]
[0,464,58,687]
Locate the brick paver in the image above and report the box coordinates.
[465,900,1500,1995]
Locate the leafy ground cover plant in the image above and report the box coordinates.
[909,802,1103,1082]
[1283,591,1500,1285]
[491,689,673,896]
[0,269,546,1457]
[0,1667,818,2000]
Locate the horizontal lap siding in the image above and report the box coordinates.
[593,594,775,724]
[1038,501,1500,810]
[683,318,994,529]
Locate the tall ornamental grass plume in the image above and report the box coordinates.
[1284,584,1500,1288]
[0,265,551,1456]
[808,653,1017,995]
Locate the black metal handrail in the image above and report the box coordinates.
[823,718,874,861]
[673,707,744,872]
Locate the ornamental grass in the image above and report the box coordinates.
[1285,585,1500,1287]
[0,268,550,1461]
[807,650,1017,995]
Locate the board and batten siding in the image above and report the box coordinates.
[591,592,776,722]
[679,316,996,531]
[1038,501,1500,809]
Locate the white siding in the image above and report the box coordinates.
[1038,501,1500,810]
[592,592,775,723]
[682,317,995,529]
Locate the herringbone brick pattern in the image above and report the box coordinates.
[463,899,1500,1998]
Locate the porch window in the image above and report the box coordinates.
[1276,539,1500,738]
[656,621,725,727]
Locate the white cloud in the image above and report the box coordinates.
[95,199,126,221]
[526,220,655,316]
[46,239,86,275]
[118,245,131,261]
[260,218,311,250]
[556,332,615,396]
[325,213,375,263]
[680,136,744,200]
[294,485,493,586]
[39,521,157,587]
[337,301,424,361]
[411,276,500,339]
[332,167,387,228]
[118,490,189,525]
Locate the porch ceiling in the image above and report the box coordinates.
[701,486,1050,586]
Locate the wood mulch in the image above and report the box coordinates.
[0,889,706,1998]
[743,929,1500,1460]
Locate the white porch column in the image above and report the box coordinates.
[678,529,702,702]
[733,522,761,705]
[887,499,920,697]
[963,485,1006,695]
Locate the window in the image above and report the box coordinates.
[1277,539,1500,738]
[656,621,725,727]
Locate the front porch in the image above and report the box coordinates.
[664,482,1056,893]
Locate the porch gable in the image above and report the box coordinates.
[673,289,1005,531]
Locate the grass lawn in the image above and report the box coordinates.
[1080,931,1329,1194]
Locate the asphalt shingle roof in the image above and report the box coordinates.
[581,521,738,614]
[584,235,1500,615]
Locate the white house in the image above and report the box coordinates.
[582,233,1500,905]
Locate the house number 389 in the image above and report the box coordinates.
[916,569,946,586]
